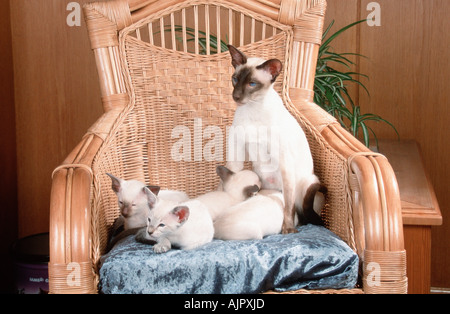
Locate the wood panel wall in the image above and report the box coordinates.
[7,0,449,289]
[325,0,450,289]
[0,0,17,293]
[10,0,103,237]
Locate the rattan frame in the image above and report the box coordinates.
[49,0,406,294]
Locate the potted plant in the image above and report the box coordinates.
[314,20,399,148]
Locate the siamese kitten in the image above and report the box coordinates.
[214,189,285,241]
[135,166,260,252]
[106,174,189,250]
[107,173,189,229]
[226,45,325,234]
[107,173,159,231]
[196,166,261,221]
[136,198,214,253]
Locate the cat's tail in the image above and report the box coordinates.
[295,175,327,226]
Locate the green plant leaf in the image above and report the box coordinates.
[320,19,368,50]
[160,21,398,149]
[314,19,398,147]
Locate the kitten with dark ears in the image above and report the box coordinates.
[107,173,160,231]
[214,189,285,241]
[226,45,326,233]
[106,174,189,249]
[138,198,214,253]
[197,165,261,221]
[136,166,261,253]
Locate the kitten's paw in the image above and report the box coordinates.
[281,227,298,234]
[153,243,170,254]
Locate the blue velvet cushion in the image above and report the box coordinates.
[99,225,358,294]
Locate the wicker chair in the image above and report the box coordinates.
[49,0,407,294]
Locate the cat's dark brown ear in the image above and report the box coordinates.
[106,173,122,194]
[147,185,161,196]
[143,186,158,208]
[171,206,190,224]
[227,45,247,68]
[244,184,260,198]
[256,59,283,83]
[216,165,234,183]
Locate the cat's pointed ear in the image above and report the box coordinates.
[171,206,190,224]
[147,185,161,196]
[216,165,234,183]
[227,45,247,68]
[143,186,158,208]
[106,173,122,194]
[244,184,260,198]
[256,59,283,83]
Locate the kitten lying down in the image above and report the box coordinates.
[106,173,189,250]
[136,166,261,253]
[115,167,323,253]
[197,166,261,221]
[213,189,286,241]
[107,173,189,230]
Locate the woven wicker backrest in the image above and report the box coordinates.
[90,0,354,259]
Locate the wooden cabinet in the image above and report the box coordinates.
[379,140,442,294]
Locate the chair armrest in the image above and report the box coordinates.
[291,99,407,293]
[321,124,405,252]
[49,134,102,294]
[49,106,123,294]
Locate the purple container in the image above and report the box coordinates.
[11,233,49,294]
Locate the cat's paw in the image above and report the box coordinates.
[153,243,170,254]
[281,227,298,234]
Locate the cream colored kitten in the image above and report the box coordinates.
[214,189,285,241]
[196,166,261,221]
[107,173,189,230]
[137,198,214,253]
[135,166,261,253]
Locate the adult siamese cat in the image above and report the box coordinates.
[226,45,325,234]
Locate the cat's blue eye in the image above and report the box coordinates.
[249,81,257,87]
[158,223,165,228]
[232,77,238,85]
